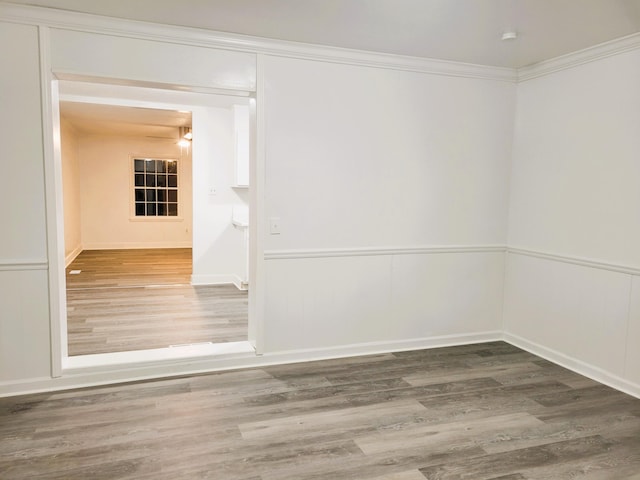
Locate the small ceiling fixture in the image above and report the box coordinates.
[501,30,518,41]
[178,126,192,148]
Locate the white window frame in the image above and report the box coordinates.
[129,155,183,221]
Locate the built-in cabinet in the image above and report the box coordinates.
[233,104,250,187]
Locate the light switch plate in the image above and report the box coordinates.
[269,217,281,235]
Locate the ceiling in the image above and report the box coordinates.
[60,102,191,138]
[6,0,640,68]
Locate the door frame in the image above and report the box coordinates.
[44,74,264,376]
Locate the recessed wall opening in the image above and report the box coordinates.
[52,80,257,371]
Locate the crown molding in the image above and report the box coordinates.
[0,2,517,83]
[518,31,640,82]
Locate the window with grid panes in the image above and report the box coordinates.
[133,158,178,217]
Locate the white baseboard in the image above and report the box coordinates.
[261,331,504,362]
[5,330,638,399]
[503,332,640,399]
[191,273,245,289]
[0,331,501,397]
[82,242,192,250]
[65,244,83,267]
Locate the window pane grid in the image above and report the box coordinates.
[133,158,178,217]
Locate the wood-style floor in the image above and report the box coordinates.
[1,342,639,479]
[66,249,248,356]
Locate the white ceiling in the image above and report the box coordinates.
[60,102,191,138]
[6,0,640,68]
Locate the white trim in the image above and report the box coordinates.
[0,3,516,83]
[518,32,640,82]
[190,273,244,288]
[63,341,255,372]
[128,217,185,223]
[264,244,507,260]
[57,72,253,97]
[503,332,640,400]
[260,331,503,362]
[0,331,501,397]
[82,242,192,250]
[0,260,48,271]
[64,244,83,267]
[39,25,67,377]
[129,155,181,219]
[248,59,265,354]
[508,247,640,276]
[2,3,639,85]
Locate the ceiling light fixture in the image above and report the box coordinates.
[178,126,192,148]
[501,30,517,41]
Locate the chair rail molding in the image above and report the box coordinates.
[264,245,507,260]
[0,259,48,271]
[507,247,640,276]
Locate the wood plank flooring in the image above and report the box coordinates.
[1,342,639,479]
[66,249,248,356]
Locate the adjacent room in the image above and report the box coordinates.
[1,0,640,478]
[59,100,250,356]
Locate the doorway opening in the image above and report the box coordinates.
[53,80,256,368]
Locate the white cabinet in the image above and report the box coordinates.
[233,104,250,187]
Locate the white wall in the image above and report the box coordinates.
[0,22,47,262]
[60,117,82,262]
[504,47,640,396]
[77,134,192,249]
[191,105,248,287]
[0,13,516,392]
[265,252,506,353]
[508,50,640,266]
[264,57,514,251]
[6,4,638,398]
[0,14,256,394]
[628,277,640,386]
[50,28,257,93]
[0,21,52,385]
[261,55,515,353]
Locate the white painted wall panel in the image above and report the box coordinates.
[391,252,504,337]
[504,253,631,377]
[626,276,640,385]
[0,270,51,382]
[508,49,640,267]
[264,255,393,352]
[264,252,504,353]
[263,55,515,251]
[50,29,256,91]
[505,47,640,396]
[0,22,47,261]
[260,55,513,356]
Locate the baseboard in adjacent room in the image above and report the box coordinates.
[191,273,246,290]
[65,245,83,267]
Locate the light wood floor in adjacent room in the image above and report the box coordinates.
[66,249,248,356]
[1,342,640,479]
